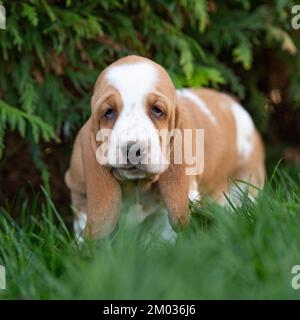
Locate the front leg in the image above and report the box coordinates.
[70,190,87,242]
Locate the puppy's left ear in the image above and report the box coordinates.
[81,118,122,239]
[158,105,190,231]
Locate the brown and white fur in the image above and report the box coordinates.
[65,55,265,242]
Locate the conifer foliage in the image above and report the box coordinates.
[0,0,299,159]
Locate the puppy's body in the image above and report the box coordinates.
[65,56,265,240]
[177,88,265,203]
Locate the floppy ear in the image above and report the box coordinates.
[158,105,190,231]
[80,118,121,239]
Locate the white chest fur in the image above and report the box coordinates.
[120,182,159,225]
[120,181,177,242]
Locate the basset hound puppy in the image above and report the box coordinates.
[65,55,265,241]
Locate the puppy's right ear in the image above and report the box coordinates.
[157,105,190,231]
[80,118,121,239]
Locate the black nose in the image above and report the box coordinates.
[123,142,142,164]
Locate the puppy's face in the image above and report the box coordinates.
[92,56,177,180]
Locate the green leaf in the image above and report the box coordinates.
[266,25,297,55]
[0,100,56,158]
[233,42,253,70]
[22,3,39,27]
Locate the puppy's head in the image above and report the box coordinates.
[91,55,177,181]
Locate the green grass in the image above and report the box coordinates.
[0,166,300,299]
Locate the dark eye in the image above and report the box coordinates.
[151,105,164,118]
[104,107,116,120]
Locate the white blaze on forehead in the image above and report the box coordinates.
[106,62,158,103]
[230,102,254,158]
[177,89,217,125]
